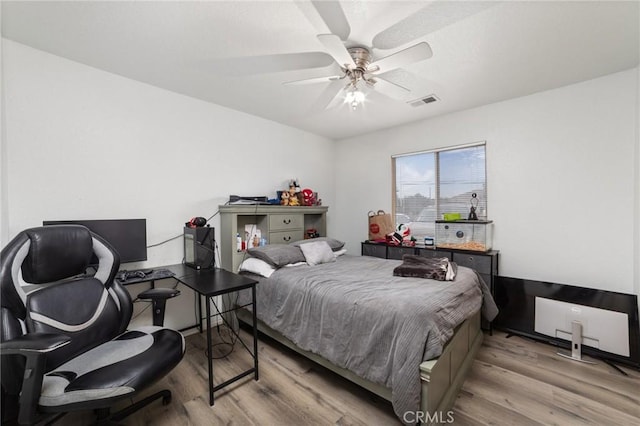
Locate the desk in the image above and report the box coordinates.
[127,264,259,406]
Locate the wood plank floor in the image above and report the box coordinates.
[55,327,640,425]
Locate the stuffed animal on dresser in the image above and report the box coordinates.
[280,191,290,205]
[287,185,300,206]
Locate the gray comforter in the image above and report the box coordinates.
[237,254,497,423]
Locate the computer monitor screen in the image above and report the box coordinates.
[43,219,147,264]
[493,276,640,367]
[534,297,630,357]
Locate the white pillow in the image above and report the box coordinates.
[299,241,336,266]
[238,257,276,278]
[334,248,347,257]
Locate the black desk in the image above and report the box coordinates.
[162,264,259,406]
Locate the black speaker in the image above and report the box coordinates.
[184,226,215,270]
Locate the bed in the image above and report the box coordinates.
[235,244,497,425]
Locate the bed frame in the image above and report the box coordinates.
[236,308,482,421]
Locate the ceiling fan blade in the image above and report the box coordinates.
[368,42,432,74]
[372,1,497,50]
[317,34,356,69]
[295,0,351,41]
[284,75,343,85]
[309,79,346,111]
[325,87,348,110]
[207,52,333,76]
[370,77,410,101]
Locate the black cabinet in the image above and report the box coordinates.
[362,241,498,286]
[363,239,496,262]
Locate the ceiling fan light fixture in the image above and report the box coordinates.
[344,86,365,109]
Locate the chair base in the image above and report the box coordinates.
[94,390,172,425]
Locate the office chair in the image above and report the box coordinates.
[0,225,185,425]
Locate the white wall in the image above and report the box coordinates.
[2,40,336,330]
[3,37,638,316]
[1,14,8,245]
[335,68,639,295]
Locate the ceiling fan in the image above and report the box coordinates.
[283,0,444,110]
[285,33,432,110]
[211,1,495,111]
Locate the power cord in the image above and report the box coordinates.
[205,202,259,359]
[146,233,182,249]
[205,292,241,359]
[146,204,227,249]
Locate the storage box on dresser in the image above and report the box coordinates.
[220,205,328,272]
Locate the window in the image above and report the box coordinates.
[393,143,487,239]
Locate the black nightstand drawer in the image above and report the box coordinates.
[387,246,417,260]
[362,243,387,258]
[452,253,492,275]
[416,248,453,260]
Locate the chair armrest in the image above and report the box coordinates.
[1,333,71,355]
[138,287,180,301]
[1,333,70,425]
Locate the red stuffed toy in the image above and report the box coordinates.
[301,188,316,206]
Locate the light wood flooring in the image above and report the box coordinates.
[54,327,640,425]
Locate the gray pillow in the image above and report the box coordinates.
[299,241,336,266]
[290,237,345,252]
[247,244,306,267]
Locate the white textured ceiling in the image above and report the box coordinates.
[2,1,639,140]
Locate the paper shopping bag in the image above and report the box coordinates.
[368,210,394,241]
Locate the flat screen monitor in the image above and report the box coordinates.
[534,296,630,357]
[493,276,640,368]
[43,219,147,264]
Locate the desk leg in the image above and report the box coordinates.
[198,293,203,333]
[252,285,259,381]
[206,296,214,405]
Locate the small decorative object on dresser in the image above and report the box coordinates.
[368,210,394,241]
[280,190,290,205]
[287,184,300,206]
[301,188,317,206]
[468,192,479,220]
[278,179,321,206]
[305,228,320,239]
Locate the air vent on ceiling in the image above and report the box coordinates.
[407,95,439,107]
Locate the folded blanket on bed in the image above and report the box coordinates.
[392,254,457,281]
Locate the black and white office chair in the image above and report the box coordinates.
[0,225,185,425]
